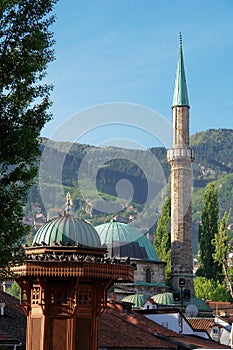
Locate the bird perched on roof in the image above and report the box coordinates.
[64,241,72,246]
[125,257,130,265]
[76,241,83,248]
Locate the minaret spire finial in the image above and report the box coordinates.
[179,32,182,48]
[172,32,189,107]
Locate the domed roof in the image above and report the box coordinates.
[95,220,159,261]
[33,193,101,248]
[152,292,175,306]
[122,294,147,309]
[151,293,212,315]
[185,297,212,313]
[33,215,101,248]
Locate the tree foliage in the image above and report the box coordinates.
[196,183,223,281]
[0,0,57,276]
[194,276,232,302]
[212,210,233,297]
[6,281,20,299]
[154,196,171,283]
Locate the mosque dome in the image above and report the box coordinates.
[95,220,159,261]
[32,194,101,248]
[185,297,212,316]
[122,294,147,309]
[151,292,175,306]
[151,293,212,316]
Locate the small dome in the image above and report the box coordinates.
[122,294,147,309]
[33,215,101,248]
[152,292,175,306]
[185,297,212,314]
[95,221,159,261]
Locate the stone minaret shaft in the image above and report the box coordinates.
[167,35,195,294]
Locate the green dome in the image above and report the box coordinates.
[122,294,147,309]
[151,293,212,315]
[152,292,175,306]
[33,214,101,248]
[185,297,212,313]
[95,221,159,261]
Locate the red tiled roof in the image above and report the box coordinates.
[99,301,229,349]
[145,298,157,305]
[207,301,233,315]
[0,329,19,344]
[176,334,230,349]
[0,291,26,348]
[187,318,214,333]
[99,302,175,349]
[0,292,229,350]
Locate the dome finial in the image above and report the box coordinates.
[179,32,182,48]
[65,192,73,215]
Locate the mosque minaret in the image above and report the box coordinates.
[167,34,195,295]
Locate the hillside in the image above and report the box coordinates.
[26,128,233,234]
[191,129,233,187]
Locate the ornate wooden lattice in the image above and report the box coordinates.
[50,288,68,305]
[32,286,41,305]
[78,286,93,307]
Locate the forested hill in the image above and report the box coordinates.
[27,128,233,227]
[190,129,233,185]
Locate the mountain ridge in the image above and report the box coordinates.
[26,128,233,232]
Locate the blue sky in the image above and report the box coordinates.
[42,0,233,149]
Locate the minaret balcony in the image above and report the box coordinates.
[167,148,195,162]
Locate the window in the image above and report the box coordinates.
[146,268,151,283]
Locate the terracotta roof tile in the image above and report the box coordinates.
[0,292,229,349]
[187,318,214,333]
[99,301,229,349]
[99,312,174,348]
[0,329,19,343]
[207,301,233,315]
[146,298,157,305]
[0,291,26,348]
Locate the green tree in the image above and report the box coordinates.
[0,0,57,277]
[196,183,222,281]
[6,281,20,300]
[194,276,232,302]
[212,210,233,297]
[154,196,171,283]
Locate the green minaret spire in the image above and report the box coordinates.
[172,33,189,107]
